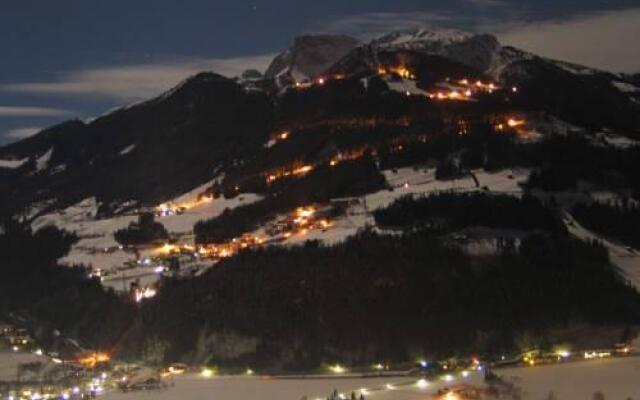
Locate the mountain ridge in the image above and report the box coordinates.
[1,28,639,220]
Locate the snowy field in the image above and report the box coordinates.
[499,357,640,400]
[0,350,44,381]
[97,358,640,400]
[102,371,484,400]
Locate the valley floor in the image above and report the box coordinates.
[95,357,640,400]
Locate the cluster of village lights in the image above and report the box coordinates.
[154,205,332,266]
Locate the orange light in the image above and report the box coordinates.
[77,352,110,368]
[507,118,525,128]
[158,243,177,255]
[292,165,313,175]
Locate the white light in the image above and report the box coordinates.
[34,349,43,356]
[12,346,19,352]
[72,388,80,395]
[62,394,69,400]
[360,389,369,396]
[201,368,214,378]
[443,374,454,382]
[419,360,427,368]
[461,370,470,378]
[386,383,395,390]
[330,364,346,374]
[417,379,429,389]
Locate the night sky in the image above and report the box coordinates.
[1,0,639,144]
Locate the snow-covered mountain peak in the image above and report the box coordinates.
[371,28,501,74]
[373,28,476,48]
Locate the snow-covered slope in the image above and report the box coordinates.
[280,168,528,247]
[564,212,640,289]
[0,157,28,169]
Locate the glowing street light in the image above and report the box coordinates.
[329,364,346,374]
[201,368,215,378]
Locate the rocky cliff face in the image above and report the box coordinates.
[265,34,361,83]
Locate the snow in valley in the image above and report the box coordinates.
[102,371,486,400]
[499,357,640,400]
[97,357,640,400]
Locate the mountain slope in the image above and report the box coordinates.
[0,73,274,218]
[2,29,640,219]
